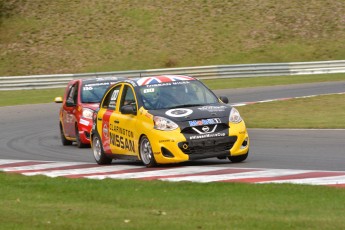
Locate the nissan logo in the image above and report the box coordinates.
[202,126,210,132]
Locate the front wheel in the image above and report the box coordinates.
[92,134,112,165]
[228,151,249,163]
[139,136,156,167]
[76,125,89,148]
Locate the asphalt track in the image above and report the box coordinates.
[0,81,344,173]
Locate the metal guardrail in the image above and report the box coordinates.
[1,60,344,90]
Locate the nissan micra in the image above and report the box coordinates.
[57,77,122,148]
[91,75,249,167]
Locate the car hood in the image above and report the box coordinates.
[83,103,100,110]
[149,104,232,122]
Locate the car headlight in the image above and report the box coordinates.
[82,108,94,119]
[153,116,178,131]
[229,107,242,123]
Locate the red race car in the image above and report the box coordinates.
[56,77,122,148]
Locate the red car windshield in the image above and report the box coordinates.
[81,82,113,103]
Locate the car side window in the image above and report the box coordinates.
[66,83,78,105]
[102,85,121,110]
[120,85,136,108]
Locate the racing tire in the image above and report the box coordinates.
[92,133,112,165]
[228,151,249,163]
[139,135,156,167]
[60,123,72,146]
[75,125,89,148]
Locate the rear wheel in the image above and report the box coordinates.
[75,125,89,148]
[139,136,156,167]
[92,134,112,165]
[60,123,72,146]
[228,151,249,163]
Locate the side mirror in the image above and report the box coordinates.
[121,104,137,115]
[66,99,76,107]
[219,96,229,104]
[54,96,63,103]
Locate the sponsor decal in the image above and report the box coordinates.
[84,83,107,88]
[109,124,135,153]
[124,79,138,87]
[83,82,117,89]
[109,89,120,108]
[145,111,153,119]
[143,88,155,93]
[159,139,173,143]
[102,112,112,152]
[197,106,227,112]
[143,81,191,88]
[111,89,120,101]
[83,86,93,91]
[79,118,90,126]
[189,132,226,140]
[136,75,194,86]
[109,133,135,153]
[188,118,221,127]
[109,124,134,138]
[102,123,109,138]
[165,108,193,117]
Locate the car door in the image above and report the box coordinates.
[109,84,138,156]
[62,82,79,138]
[97,84,122,153]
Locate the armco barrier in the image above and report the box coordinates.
[0,60,344,90]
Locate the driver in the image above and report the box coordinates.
[141,87,161,109]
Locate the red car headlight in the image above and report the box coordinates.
[82,108,94,119]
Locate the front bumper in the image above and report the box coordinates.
[147,121,249,164]
[78,118,93,144]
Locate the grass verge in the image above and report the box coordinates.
[1,172,345,230]
[0,88,65,107]
[239,93,345,129]
[203,73,345,90]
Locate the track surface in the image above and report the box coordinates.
[0,81,344,186]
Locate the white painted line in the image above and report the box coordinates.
[86,166,232,180]
[160,169,310,183]
[259,175,345,185]
[3,162,87,172]
[231,92,345,107]
[0,159,31,165]
[23,164,138,177]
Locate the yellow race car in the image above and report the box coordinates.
[91,75,249,167]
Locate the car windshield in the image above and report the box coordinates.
[139,80,219,110]
[81,81,113,103]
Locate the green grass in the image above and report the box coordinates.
[0,88,65,107]
[203,73,345,90]
[239,94,345,129]
[1,172,345,230]
[0,1,344,76]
